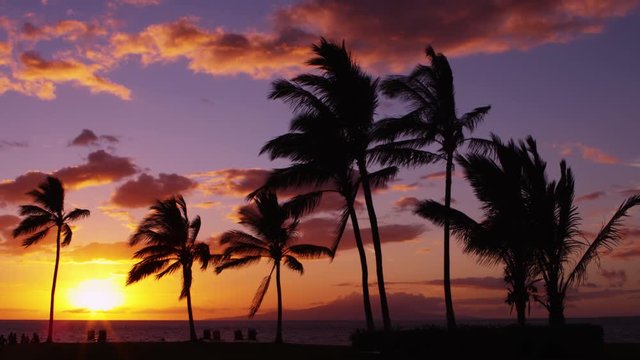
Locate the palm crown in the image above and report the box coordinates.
[127,195,213,341]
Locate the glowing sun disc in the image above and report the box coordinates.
[69,279,124,312]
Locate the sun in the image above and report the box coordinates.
[68,279,125,312]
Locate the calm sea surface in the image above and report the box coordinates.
[0,317,638,344]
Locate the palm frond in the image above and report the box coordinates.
[219,230,267,247]
[287,244,332,259]
[156,259,181,279]
[330,206,352,256]
[215,256,262,274]
[60,223,72,247]
[21,226,52,247]
[284,255,304,274]
[460,106,491,132]
[189,215,201,244]
[368,145,440,167]
[64,208,90,222]
[127,258,170,285]
[18,205,50,217]
[414,200,480,242]
[192,242,212,269]
[367,166,399,190]
[283,191,326,219]
[248,268,274,318]
[566,195,640,289]
[13,214,54,238]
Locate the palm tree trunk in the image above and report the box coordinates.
[548,289,566,326]
[357,159,391,332]
[275,261,283,344]
[184,267,197,342]
[443,153,457,329]
[348,205,375,331]
[46,225,62,343]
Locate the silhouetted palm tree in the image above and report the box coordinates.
[520,143,640,325]
[415,137,538,325]
[267,38,431,331]
[379,46,491,329]
[257,95,398,330]
[13,176,90,343]
[127,195,212,342]
[216,191,331,343]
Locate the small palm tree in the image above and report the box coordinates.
[379,46,491,329]
[415,137,538,325]
[127,195,212,342]
[13,176,90,343]
[520,143,640,325]
[216,191,331,343]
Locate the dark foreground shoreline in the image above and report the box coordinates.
[1,342,639,360]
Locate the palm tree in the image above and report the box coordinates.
[267,38,432,331]
[216,191,332,343]
[378,46,491,329]
[520,142,640,325]
[257,89,399,330]
[13,176,90,343]
[415,137,538,325]
[127,195,212,342]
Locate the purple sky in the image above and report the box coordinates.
[0,0,638,321]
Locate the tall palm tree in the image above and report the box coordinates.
[216,191,332,343]
[520,142,640,325]
[13,176,90,343]
[257,91,399,330]
[379,46,491,329]
[127,195,212,342]
[415,137,538,325]
[267,38,432,331]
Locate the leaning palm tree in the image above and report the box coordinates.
[267,38,432,331]
[378,46,491,329]
[127,195,212,342]
[216,191,332,343]
[415,137,538,325]
[13,176,90,343]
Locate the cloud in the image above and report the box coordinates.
[20,20,107,42]
[110,173,198,208]
[54,150,138,189]
[13,51,131,100]
[0,150,137,204]
[99,205,137,230]
[272,0,639,70]
[421,171,448,181]
[576,191,606,202]
[394,196,420,212]
[70,129,119,147]
[558,143,621,165]
[109,17,314,79]
[0,140,27,150]
[115,0,162,7]
[600,269,627,288]
[611,246,640,260]
[66,241,133,262]
[194,168,269,198]
[298,217,426,251]
[618,188,640,197]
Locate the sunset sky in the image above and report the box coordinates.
[0,0,639,323]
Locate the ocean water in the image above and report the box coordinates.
[0,317,638,344]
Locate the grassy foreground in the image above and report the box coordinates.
[1,342,639,360]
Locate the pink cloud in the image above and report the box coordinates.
[393,196,420,212]
[69,129,119,147]
[67,241,133,262]
[0,150,137,204]
[576,191,606,202]
[600,268,626,288]
[298,217,426,251]
[110,173,198,208]
[558,143,621,165]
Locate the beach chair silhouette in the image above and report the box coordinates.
[234,329,243,341]
[98,330,107,343]
[248,328,257,341]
